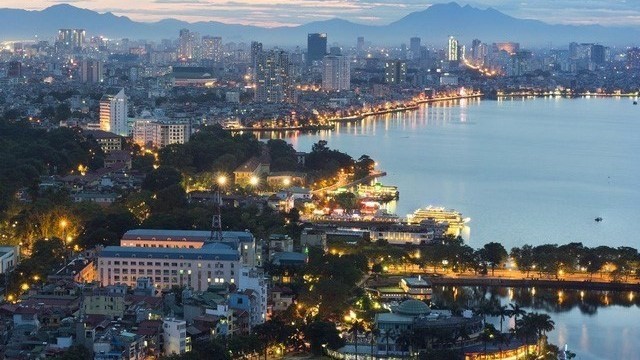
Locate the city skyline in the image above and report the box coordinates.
[3,0,640,28]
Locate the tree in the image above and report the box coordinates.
[334,192,358,211]
[511,245,535,276]
[305,320,344,355]
[142,166,183,192]
[480,242,508,275]
[349,320,366,360]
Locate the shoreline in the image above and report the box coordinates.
[428,275,640,292]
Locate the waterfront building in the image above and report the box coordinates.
[384,60,407,85]
[369,226,436,245]
[99,88,128,136]
[307,33,327,65]
[322,55,351,91]
[371,276,433,301]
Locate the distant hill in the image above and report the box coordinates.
[0,2,637,46]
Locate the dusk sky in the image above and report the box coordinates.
[3,0,639,27]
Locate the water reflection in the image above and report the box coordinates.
[432,286,640,316]
[432,286,640,360]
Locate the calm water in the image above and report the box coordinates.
[279,97,640,250]
[433,286,640,360]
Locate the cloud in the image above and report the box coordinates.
[7,0,640,27]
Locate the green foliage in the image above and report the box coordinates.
[142,167,183,192]
[267,139,299,172]
[304,320,345,354]
[305,140,354,180]
[158,125,262,174]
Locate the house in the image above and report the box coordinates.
[0,246,19,274]
[233,155,270,186]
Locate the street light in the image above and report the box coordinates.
[217,175,227,187]
[249,176,259,187]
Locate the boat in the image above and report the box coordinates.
[633,101,638,105]
[595,217,603,222]
[406,206,469,237]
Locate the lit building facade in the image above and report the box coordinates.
[133,120,191,148]
[384,60,407,84]
[99,88,128,136]
[448,36,459,61]
[254,50,293,103]
[322,55,350,91]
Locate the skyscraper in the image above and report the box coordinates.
[81,59,103,83]
[255,50,293,103]
[384,60,407,85]
[447,36,459,62]
[57,29,85,49]
[357,37,365,54]
[178,29,195,61]
[100,88,128,136]
[410,37,421,60]
[322,55,350,91]
[307,33,327,65]
[202,36,223,62]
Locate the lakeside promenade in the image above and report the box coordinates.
[385,266,640,291]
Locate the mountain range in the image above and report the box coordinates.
[0,2,638,47]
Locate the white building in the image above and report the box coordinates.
[322,55,350,91]
[99,88,128,136]
[132,120,191,148]
[0,246,19,274]
[97,244,241,292]
[238,268,268,326]
[163,318,191,355]
[118,229,258,267]
[370,228,435,245]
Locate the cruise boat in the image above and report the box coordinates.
[406,206,470,237]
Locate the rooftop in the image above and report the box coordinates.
[100,245,239,261]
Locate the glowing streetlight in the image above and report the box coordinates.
[59,219,68,230]
[283,178,291,187]
[249,176,259,186]
[21,283,29,291]
[217,175,227,187]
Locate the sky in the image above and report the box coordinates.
[3,0,640,27]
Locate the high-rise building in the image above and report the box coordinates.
[410,37,421,60]
[322,55,350,91]
[99,88,128,136]
[447,36,459,62]
[80,59,103,83]
[627,48,640,69]
[384,60,407,85]
[307,33,327,65]
[255,50,293,103]
[202,36,223,62]
[57,29,85,49]
[357,36,365,54]
[178,29,195,61]
[591,44,606,65]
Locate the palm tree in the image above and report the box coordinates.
[456,324,471,359]
[478,324,497,360]
[395,329,413,357]
[380,329,396,357]
[495,304,509,359]
[506,303,527,358]
[349,320,366,360]
[529,313,555,355]
[367,326,380,360]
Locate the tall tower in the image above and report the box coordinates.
[410,37,421,60]
[255,50,293,103]
[99,88,128,136]
[178,29,194,61]
[322,55,350,91]
[448,36,459,62]
[307,33,327,65]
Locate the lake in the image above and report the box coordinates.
[273,97,640,250]
[432,286,640,360]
